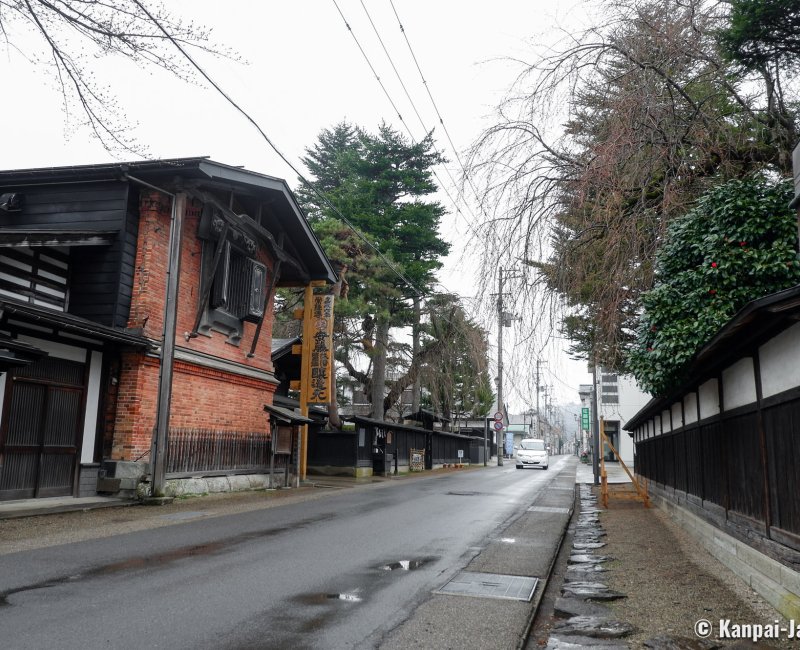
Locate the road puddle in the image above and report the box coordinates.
[293,591,363,605]
[378,557,433,571]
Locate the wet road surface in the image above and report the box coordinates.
[0,457,571,649]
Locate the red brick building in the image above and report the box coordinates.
[0,158,336,500]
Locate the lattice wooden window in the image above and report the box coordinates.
[0,246,69,311]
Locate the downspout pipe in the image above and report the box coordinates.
[125,173,184,497]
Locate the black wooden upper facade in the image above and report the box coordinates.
[0,157,337,333]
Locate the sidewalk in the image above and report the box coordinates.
[534,460,793,649]
[0,495,135,520]
[574,459,632,485]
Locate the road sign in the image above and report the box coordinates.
[494,411,503,421]
[493,421,504,431]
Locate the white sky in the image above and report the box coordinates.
[0,0,593,410]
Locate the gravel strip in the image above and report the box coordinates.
[599,496,793,648]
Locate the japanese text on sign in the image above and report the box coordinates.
[304,294,335,404]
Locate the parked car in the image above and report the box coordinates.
[515,438,549,470]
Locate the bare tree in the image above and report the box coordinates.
[0,0,235,153]
[466,0,798,369]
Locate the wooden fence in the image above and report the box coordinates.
[635,391,800,554]
[166,428,275,477]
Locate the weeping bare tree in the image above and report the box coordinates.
[466,0,799,370]
[413,293,494,426]
[0,0,234,153]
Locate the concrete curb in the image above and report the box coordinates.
[516,483,577,649]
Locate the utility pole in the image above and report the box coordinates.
[535,359,540,439]
[534,359,547,439]
[495,267,522,465]
[496,270,505,466]
[151,190,185,498]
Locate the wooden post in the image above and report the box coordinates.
[600,418,608,508]
[298,284,313,483]
[599,421,650,508]
[297,280,329,483]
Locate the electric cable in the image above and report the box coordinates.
[133,0,497,357]
[133,0,425,298]
[333,0,482,237]
[387,0,501,236]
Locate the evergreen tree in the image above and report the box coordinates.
[297,121,451,420]
[719,0,800,71]
[627,175,800,395]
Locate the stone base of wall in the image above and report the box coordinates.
[308,465,363,478]
[99,461,291,499]
[78,464,100,497]
[99,460,149,499]
[135,473,289,499]
[650,487,800,620]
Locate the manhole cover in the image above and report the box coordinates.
[527,506,570,514]
[436,572,538,602]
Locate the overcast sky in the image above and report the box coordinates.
[1,0,595,411]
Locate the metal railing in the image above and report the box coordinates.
[165,428,272,477]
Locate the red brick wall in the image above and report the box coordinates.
[126,192,276,368]
[111,190,277,461]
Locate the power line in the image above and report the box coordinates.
[331,0,409,130]
[132,0,425,298]
[387,0,495,234]
[360,0,484,230]
[359,0,428,136]
[332,0,481,236]
[134,0,484,345]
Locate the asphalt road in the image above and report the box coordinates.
[0,457,572,649]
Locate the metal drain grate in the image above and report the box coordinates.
[436,572,538,602]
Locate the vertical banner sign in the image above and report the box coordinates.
[303,294,335,404]
[581,407,590,431]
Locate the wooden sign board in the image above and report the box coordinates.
[302,294,335,404]
[274,425,293,455]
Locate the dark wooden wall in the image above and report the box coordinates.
[635,389,800,560]
[313,420,476,472]
[0,181,136,328]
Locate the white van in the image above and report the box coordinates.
[514,438,549,470]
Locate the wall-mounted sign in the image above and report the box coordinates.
[274,425,293,455]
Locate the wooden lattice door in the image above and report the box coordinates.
[0,356,86,500]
